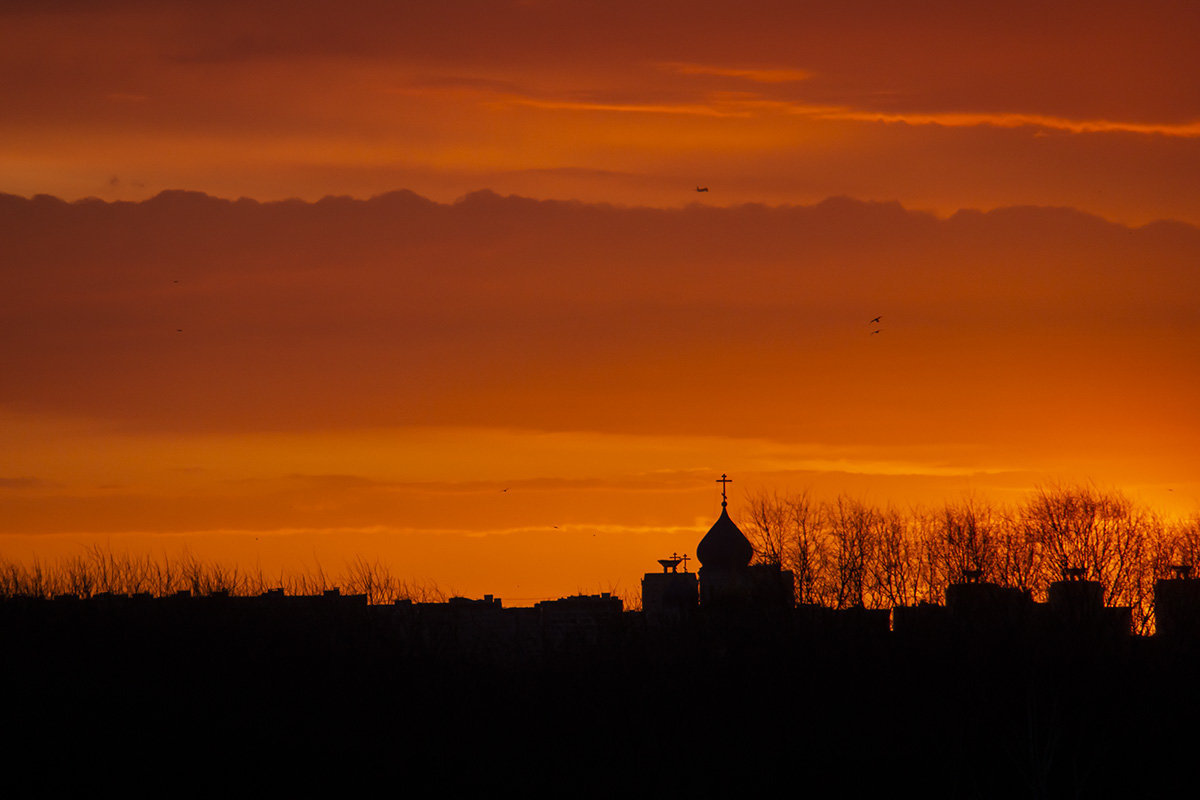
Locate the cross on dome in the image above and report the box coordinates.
[697,473,752,569]
[716,473,732,507]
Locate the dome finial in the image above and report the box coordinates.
[716,473,731,508]
[697,474,752,569]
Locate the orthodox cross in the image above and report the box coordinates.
[716,473,732,507]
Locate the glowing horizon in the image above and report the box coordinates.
[3,2,1198,601]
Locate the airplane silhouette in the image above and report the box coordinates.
[696,186,709,192]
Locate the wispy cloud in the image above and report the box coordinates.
[805,107,1200,138]
[661,62,812,83]
[506,97,746,117]
[505,89,1200,138]
[757,458,1016,479]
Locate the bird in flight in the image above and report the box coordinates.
[869,316,881,324]
[696,186,709,192]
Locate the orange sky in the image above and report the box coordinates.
[2,1,1198,603]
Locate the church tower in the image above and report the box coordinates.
[696,474,794,609]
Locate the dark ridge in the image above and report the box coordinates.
[0,188,1194,237]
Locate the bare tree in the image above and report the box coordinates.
[823,495,878,609]
[2,559,51,599]
[1017,484,1159,631]
[1152,514,1200,577]
[745,490,791,568]
[343,556,404,604]
[59,555,96,598]
[994,505,1043,594]
[938,499,1000,583]
[744,490,825,603]
[907,508,947,604]
[1022,484,1101,584]
[870,506,924,608]
[786,492,825,604]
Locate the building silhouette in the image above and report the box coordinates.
[7,475,1200,796]
[640,553,697,626]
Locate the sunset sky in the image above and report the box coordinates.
[3,1,1198,603]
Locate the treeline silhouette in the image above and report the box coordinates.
[5,487,1200,795]
[744,483,1198,634]
[0,547,445,604]
[4,483,1193,634]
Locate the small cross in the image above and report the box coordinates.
[678,553,690,573]
[716,473,732,506]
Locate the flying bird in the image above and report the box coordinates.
[869,316,881,324]
[871,329,881,335]
[696,186,709,192]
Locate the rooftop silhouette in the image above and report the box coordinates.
[5,478,1200,795]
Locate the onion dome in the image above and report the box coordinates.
[696,503,753,570]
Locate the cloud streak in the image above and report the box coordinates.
[506,97,745,117]
[809,108,1200,138]
[661,62,812,83]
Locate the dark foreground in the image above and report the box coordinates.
[4,598,1199,798]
